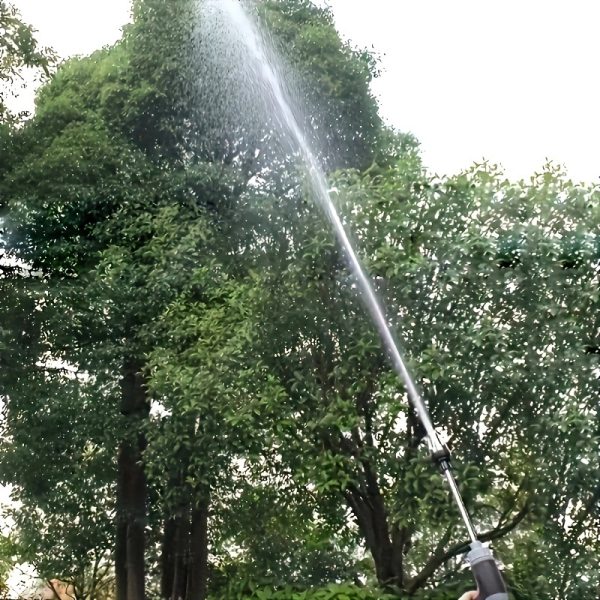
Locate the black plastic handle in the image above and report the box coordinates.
[466,542,508,600]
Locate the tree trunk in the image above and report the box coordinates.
[345,475,403,588]
[116,456,128,600]
[116,360,148,600]
[126,443,146,600]
[170,511,190,600]
[161,518,177,599]
[185,496,210,600]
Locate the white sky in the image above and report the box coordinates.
[10,0,600,182]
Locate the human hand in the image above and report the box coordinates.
[458,592,478,600]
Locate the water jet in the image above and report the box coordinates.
[202,1,508,597]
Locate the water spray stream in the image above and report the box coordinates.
[205,1,508,597]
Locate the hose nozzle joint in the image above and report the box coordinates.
[431,444,451,467]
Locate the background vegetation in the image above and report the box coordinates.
[0,1,598,599]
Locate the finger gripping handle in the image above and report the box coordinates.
[467,542,508,600]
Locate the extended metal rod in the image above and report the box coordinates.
[441,462,478,542]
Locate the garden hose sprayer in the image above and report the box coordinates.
[399,356,508,600]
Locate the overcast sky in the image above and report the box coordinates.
[11,0,600,182]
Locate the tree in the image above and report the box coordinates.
[150,136,597,596]
[236,158,599,594]
[5,380,116,600]
[1,2,386,599]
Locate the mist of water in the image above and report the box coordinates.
[201,0,440,447]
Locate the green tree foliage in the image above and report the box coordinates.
[239,158,599,595]
[210,581,398,600]
[141,113,599,599]
[1,1,386,599]
[0,0,53,123]
[259,0,381,170]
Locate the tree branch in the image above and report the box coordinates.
[407,500,529,594]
